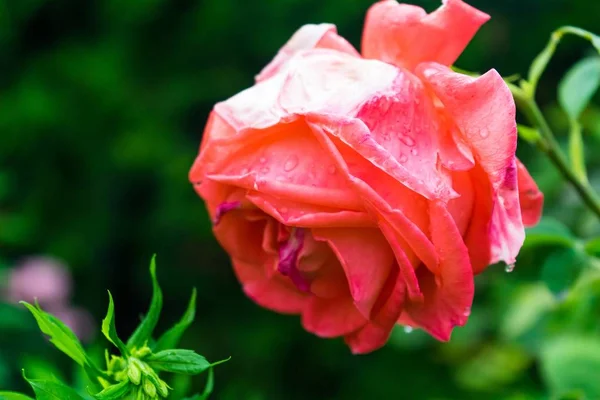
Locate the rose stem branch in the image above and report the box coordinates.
[509,84,600,220]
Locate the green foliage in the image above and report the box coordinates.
[22,373,84,400]
[11,258,227,399]
[154,289,197,352]
[101,292,129,358]
[127,254,163,350]
[540,335,600,398]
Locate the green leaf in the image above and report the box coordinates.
[23,372,85,400]
[567,120,587,182]
[154,288,196,352]
[146,350,218,375]
[541,248,587,296]
[523,218,576,249]
[517,124,542,145]
[500,283,555,340]
[182,368,214,400]
[527,31,559,95]
[584,237,600,257]
[541,335,600,398]
[559,57,600,120]
[127,255,163,349]
[101,291,128,357]
[0,392,35,400]
[90,380,131,400]
[20,302,88,366]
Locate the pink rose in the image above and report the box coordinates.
[189,0,543,353]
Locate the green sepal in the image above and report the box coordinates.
[101,291,129,357]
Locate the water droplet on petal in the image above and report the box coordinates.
[276,175,286,181]
[280,207,289,213]
[505,263,515,273]
[463,307,471,317]
[260,167,270,173]
[399,154,408,163]
[401,136,415,147]
[253,182,259,191]
[411,148,418,156]
[403,326,413,333]
[327,165,337,174]
[241,168,249,174]
[479,128,490,138]
[284,155,298,172]
[259,157,267,164]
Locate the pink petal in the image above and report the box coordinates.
[312,228,395,318]
[301,294,367,338]
[308,122,440,275]
[516,158,543,227]
[246,191,374,228]
[256,24,359,82]
[418,63,525,267]
[277,228,310,292]
[362,0,489,70]
[404,201,474,341]
[233,258,308,314]
[344,267,406,354]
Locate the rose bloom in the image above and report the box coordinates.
[190,0,543,353]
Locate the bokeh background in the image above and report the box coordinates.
[1,0,600,399]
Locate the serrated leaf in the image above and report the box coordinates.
[101,291,128,357]
[154,288,196,352]
[20,302,87,366]
[541,247,587,296]
[182,368,214,400]
[0,392,35,400]
[523,218,576,249]
[23,373,85,400]
[146,350,217,375]
[91,380,131,400]
[541,335,600,398]
[559,57,600,120]
[127,255,163,349]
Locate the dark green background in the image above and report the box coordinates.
[1,0,600,399]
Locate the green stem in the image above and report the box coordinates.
[509,84,600,220]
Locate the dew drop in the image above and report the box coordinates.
[280,207,289,213]
[479,128,490,138]
[260,167,270,174]
[253,182,259,191]
[259,157,267,164]
[411,148,418,156]
[327,165,337,175]
[284,155,298,172]
[403,326,413,334]
[276,175,286,181]
[463,307,471,317]
[241,168,250,175]
[505,263,515,273]
[401,136,415,147]
[399,154,408,163]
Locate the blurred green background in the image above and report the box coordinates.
[1,0,600,399]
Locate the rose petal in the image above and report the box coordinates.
[302,294,367,338]
[312,228,395,318]
[233,258,308,314]
[362,0,489,70]
[404,201,474,341]
[418,63,526,267]
[257,24,359,82]
[516,158,543,226]
[344,267,406,354]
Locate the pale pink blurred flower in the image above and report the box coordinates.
[6,256,72,305]
[2,256,95,342]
